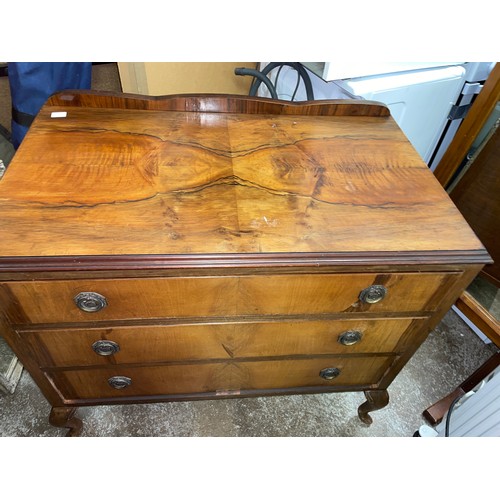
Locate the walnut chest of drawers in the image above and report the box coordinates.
[0,91,490,436]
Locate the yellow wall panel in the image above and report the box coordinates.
[117,62,257,96]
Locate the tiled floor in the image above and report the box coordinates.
[0,309,497,437]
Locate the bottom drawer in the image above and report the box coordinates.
[46,356,395,400]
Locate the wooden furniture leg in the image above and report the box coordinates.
[358,389,389,425]
[423,351,500,425]
[49,407,83,437]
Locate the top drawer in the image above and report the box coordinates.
[2,272,457,324]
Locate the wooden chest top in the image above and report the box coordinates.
[0,92,488,270]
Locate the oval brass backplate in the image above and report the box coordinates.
[319,367,341,380]
[108,376,132,389]
[359,285,387,304]
[92,340,120,356]
[74,291,108,312]
[338,330,362,346]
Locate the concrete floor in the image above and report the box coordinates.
[0,309,497,437]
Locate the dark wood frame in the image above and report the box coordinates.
[423,351,500,425]
[433,63,500,188]
[456,291,500,347]
[45,90,390,117]
[423,63,500,425]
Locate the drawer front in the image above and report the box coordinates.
[46,356,395,400]
[4,272,456,324]
[24,318,416,367]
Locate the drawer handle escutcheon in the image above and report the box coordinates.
[74,292,108,312]
[338,330,362,346]
[108,376,132,389]
[92,340,120,356]
[359,285,387,304]
[319,367,341,380]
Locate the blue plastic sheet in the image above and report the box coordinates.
[8,62,92,148]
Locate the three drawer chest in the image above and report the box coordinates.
[0,91,490,435]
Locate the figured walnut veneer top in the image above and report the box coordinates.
[0,92,487,266]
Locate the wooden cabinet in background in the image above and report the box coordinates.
[450,124,500,287]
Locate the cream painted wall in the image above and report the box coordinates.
[117,62,257,96]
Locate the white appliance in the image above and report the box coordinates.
[257,62,495,169]
[416,363,500,437]
[435,364,500,437]
[334,65,467,166]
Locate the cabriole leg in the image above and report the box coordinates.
[49,407,82,437]
[358,389,389,425]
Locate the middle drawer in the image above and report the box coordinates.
[22,318,418,368]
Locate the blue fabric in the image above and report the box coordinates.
[8,62,92,148]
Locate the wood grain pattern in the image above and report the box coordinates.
[44,90,392,116]
[45,355,395,399]
[0,252,489,275]
[3,272,456,324]
[22,318,418,368]
[0,91,491,432]
[0,92,486,264]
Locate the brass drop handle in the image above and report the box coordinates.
[319,367,340,380]
[74,291,108,312]
[92,340,120,356]
[338,330,362,346]
[359,285,387,304]
[108,376,132,389]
